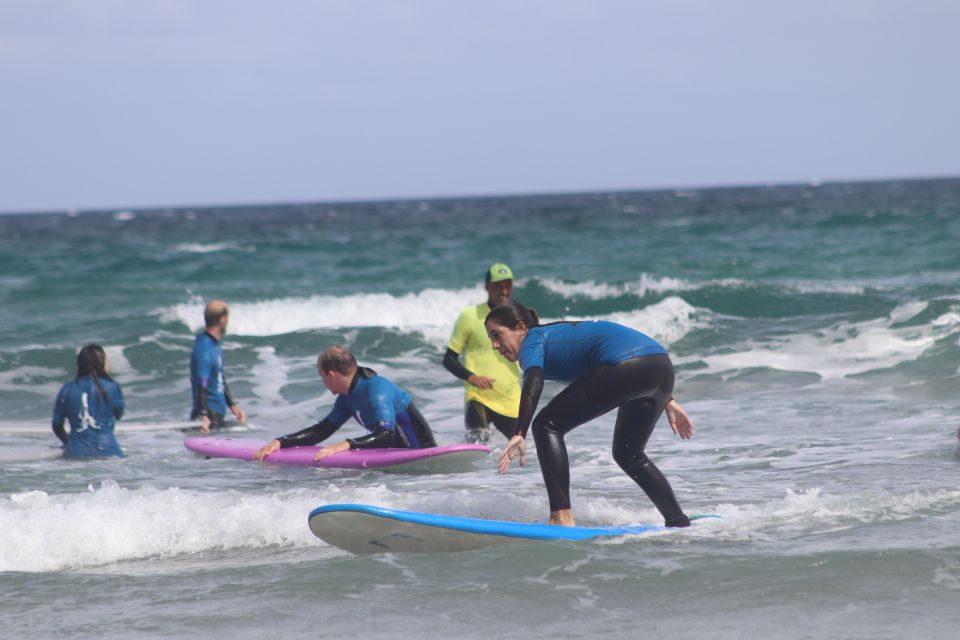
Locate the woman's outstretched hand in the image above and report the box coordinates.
[665,399,694,440]
[498,435,527,473]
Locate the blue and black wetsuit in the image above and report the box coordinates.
[516,320,689,526]
[277,367,437,450]
[190,331,235,427]
[52,376,125,459]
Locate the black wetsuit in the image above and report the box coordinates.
[516,321,689,527]
[276,368,437,451]
[464,400,517,439]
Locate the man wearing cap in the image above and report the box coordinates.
[443,263,522,443]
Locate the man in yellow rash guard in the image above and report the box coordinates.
[443,263,522,443]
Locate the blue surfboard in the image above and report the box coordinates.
[308,503,718,554]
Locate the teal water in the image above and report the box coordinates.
[1,178,959,638]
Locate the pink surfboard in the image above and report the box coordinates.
[184,437,491,472]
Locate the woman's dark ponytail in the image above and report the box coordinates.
[485,301,540,330]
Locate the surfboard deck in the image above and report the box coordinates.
[308,503,719,554]
[0,421,254,435]
[183,437,491,472]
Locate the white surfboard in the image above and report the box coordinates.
[308,504,719,554]
[0,420,255,435]
[0,445,64,463]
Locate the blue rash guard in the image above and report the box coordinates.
[518,320,667,382]
[324,371,429,448]
[52,376,125,458]
[190,331,234,419]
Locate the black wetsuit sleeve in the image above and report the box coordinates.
[277,420,341,448]
[348,429,401,450]
[52,421,68,445]
[194,384,210,418]
[224,380,236,408]
[514,366,545,439]
[442,348,473,381]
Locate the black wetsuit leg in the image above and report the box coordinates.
[612,397,688,525]
[489,410,518,439]
[465,401,517,439]
[530,354,687,523]
[465,401,489,432]
[406,401,438,448]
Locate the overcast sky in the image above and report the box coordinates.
[1,1,958,213]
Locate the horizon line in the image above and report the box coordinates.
[2,172,959,218]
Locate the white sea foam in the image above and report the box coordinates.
[537,275,724,299]
[536,274,878,298]
[2,475,956,572]
[0,366,66,398]
[162,287,705,348]
[162,286,484,343]
[172,242,244,254]
[564,296,703,347]
[692,301,955,380]
[0,481,417,572]
[705,487,960,539]
[103,345,136,379]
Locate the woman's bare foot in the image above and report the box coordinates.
[548,509,575,527]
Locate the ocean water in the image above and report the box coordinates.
[1,179,959,639]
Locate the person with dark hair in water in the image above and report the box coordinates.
[443,263,522,443]
[190,300,246,432]
[253,345,437,462]
[485,301,694,528]
[52,344,126,459]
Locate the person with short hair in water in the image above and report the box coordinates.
[443,263,522,443]
[485,301,695,528]
[190,300,246,432]
[52,344,126,459]
[254,345,437,462]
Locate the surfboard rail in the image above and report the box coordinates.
[308,503,720,554]
[183,437,491,471]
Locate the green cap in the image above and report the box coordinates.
[487,263,514,283]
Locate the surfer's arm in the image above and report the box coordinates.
[443,348,494,389]
[52,386,69,444]
[665,399,693,439]
[514,366,544,439]
[223,379,236,408]
[313,439,351,460]
[112,384,125,421]
[221,379,247,423]
[194,377,212,417]
[52,420,68,444]
[346,425,401,450]
[498,367,543,472]
[442,348,472,380]
[278,419,341,448]
[254,419,342,461]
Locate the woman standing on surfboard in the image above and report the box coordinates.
[52,344,126,459]
[485,302,693,528]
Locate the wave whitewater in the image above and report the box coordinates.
[160,286,704,347]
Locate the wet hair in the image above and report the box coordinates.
[76,344,112,399]
[318,345,359,375]
[485,301,540,329]
[204,301,229,329]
